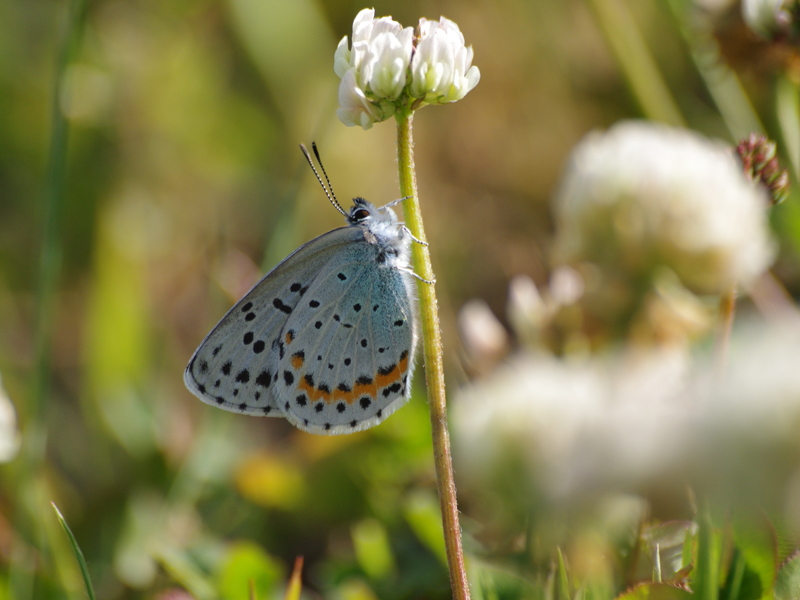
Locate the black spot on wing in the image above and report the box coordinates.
[256,370,271,387]
[382,383,402,397]
[273,298,292,314]
[378,363,396,376]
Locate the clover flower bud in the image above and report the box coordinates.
[742,0,800,39]
[736,133,791,205]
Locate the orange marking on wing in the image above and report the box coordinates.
[333,386,356,404]
[353,379,378,402]
[375,355,409,388]
[291,354,304,369]
[285,330,295,344]
[298,376,332,403]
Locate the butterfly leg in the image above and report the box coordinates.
[382,196,412,209]
[399,267,435,285]
[400,226,428,247]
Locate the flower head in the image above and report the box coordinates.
[553,121,776,295]
[334,9,480,129]
[409,17,481,104]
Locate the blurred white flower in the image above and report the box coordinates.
[507,275,549,343]
[553,121,776,294]
[453,316,800,514]
[458,299,509,372]
[334,9,479,128]
[549,266,584,306]
[742,0,794,38]
[409,17,481,104]
[0,374,20,463]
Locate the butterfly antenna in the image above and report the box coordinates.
[299,143,348,217]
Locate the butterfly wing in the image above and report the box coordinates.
[271,241,418,434]
[184,226,367,416]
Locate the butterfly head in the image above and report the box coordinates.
[346,197,399,227]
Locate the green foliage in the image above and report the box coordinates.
[4,0,800,599]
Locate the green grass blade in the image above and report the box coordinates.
[51,503,97,600]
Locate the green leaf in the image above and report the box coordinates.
[721,550,762,600]
[403,491,446,565]
[615,583,692,600]
[351,518,396,580]
[732,518,778,600]
[694,506,721,600]
[775,551,800,600]
[51,503,97,600]
[557,547,570,600]
[283,556,303,600]
[216,540,284,600]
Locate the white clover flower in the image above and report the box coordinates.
[334,9,479,128]
[409,17,480,104]
[334,8,413,129]
[553,121,776,294]
[742,0,793,38]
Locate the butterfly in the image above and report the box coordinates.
[184,143,427,434]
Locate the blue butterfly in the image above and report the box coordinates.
[185,143,428,434]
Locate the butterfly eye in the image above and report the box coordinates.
[353,209,370,221]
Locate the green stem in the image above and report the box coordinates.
[9,3,86,599]
[31,0,87,466]
[395,112,470,600]
[714,282,736,380]
[585,0,685,127]
[663,0,763,140]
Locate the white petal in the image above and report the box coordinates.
[334,36,351,78]
[337,69,380,129]
[366,31,410,99]
[465,65,480,92]
[351,8,376,43]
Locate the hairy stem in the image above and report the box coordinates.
[395,112,470,600]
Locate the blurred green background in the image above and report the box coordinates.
[2,0,800,598]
